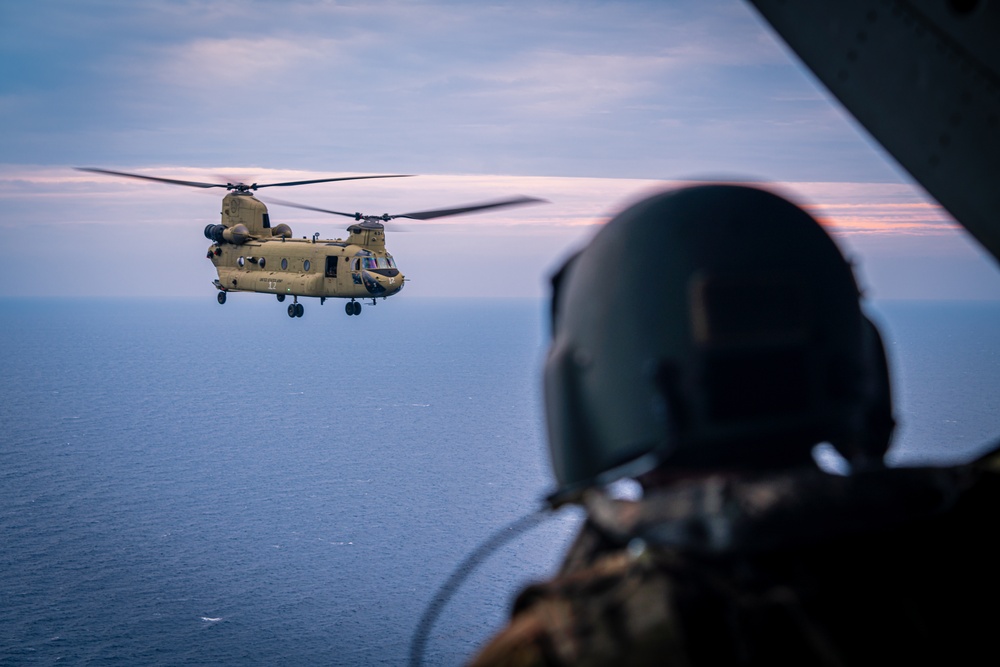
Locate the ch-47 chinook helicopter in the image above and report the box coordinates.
[78,168,545,318]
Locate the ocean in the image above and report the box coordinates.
[1,297,998,665]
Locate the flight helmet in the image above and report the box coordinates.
[544,184,894,504]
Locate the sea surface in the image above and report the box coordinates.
[1,297,998,665]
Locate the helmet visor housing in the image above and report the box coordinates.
[544,185,885,502]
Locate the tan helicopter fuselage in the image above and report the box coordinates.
[205,192,404,307]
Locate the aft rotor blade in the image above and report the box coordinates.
[263,198,358,218]
[255,174,414,189]
[395,196,548,220]
[76,167,225,189]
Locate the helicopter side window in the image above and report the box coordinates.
[238,256,245,267]
[303,260,311,272]
[325,256,338,278]
[352,259,360,271]
[281,258,288,270]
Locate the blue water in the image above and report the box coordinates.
[866,301,1000,465]
[1,297,998,665]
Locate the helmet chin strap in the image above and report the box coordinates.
[408,506,553,667]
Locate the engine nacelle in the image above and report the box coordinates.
[271,223,292,238]
[204,223,251,245]
[204,224,224,243]
[223,224,251,244]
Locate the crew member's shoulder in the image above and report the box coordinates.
[468,548,684,667]
[972,442,1000,472]
[943,441,1000,513]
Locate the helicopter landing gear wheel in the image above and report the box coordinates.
[288,304,296,318]
[217,292,226,305]
[345,301,361,316]
[354,302,362,315]
[295,303,304,318]
[277,294,285,303]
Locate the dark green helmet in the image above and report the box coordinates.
[544,185,894,504]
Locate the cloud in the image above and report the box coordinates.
[154,37,344,89]
[764,182,960,236]
[0,164,964,235]
[4,0,892,182]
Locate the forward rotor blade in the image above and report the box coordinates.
[255,174,414,188]
[78,168,414,191]
[395,196,547,220]
[76,167,225,189]
[263,198,358,218]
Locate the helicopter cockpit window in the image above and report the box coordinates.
[238,256,245,267]
[303,260,311,272]
[361,257,378,270]
[352,259,360,271]
[376,256,391,269]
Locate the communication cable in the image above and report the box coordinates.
[408,507,551,667]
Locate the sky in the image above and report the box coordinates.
[1,0,998,300]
